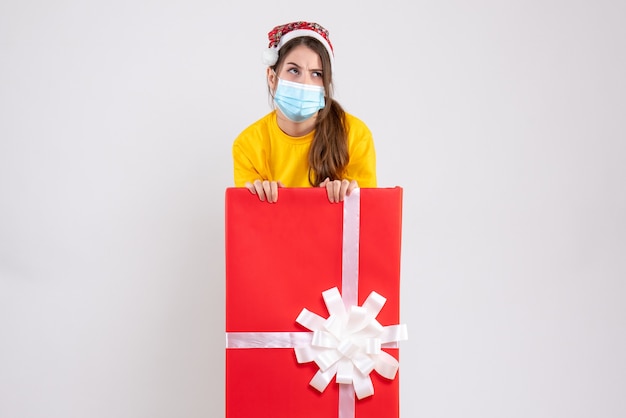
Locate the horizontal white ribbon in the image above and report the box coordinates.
[225,332,402,350]
[226,332,312,348]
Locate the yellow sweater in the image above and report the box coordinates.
[232,111,377,187]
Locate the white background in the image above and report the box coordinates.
[1,1,625,417]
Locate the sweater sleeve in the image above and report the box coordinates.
[233,140,257,187]
[232,129,272,187]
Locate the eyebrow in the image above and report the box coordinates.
[285,62,323,72]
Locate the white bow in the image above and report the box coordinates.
[294,287,408,400]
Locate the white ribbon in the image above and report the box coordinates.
[225,189,408,418]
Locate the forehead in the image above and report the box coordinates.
[281,44,322,67]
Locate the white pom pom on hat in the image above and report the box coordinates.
[262,21,334,69]
[262,47,279,66]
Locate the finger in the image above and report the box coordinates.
[319,177,330,188]
[269,181,278,203]
[346,179,358,196]
[338,179,350,202]
[262,181,272,202]
[326,180,341,203]
[333,180,342,202]
[245,182,257,195]
[324,181,334,202]
[253,180,266,201]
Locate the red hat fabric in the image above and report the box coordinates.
[262,21,335,69]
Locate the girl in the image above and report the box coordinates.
[232,21,376,203]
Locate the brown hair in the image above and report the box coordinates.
[270,37,349,186]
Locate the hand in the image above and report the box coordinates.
[319,178,358,203]
[245,180,283,203]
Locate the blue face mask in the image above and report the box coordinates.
[273,78,325,123]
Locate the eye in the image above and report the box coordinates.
[287,67,300,75]
[312,71,323,78]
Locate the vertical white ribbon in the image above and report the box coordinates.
[341,188,360,308]
[339,384,356,418]
[339,189,360,418]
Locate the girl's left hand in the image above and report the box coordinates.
[319,178,358,203]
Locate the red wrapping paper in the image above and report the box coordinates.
[225,187,403,418]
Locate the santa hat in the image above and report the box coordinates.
[262,21,334,69]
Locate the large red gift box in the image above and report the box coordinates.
[225,187,404,418]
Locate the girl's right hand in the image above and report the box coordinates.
[245,180,283,203]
